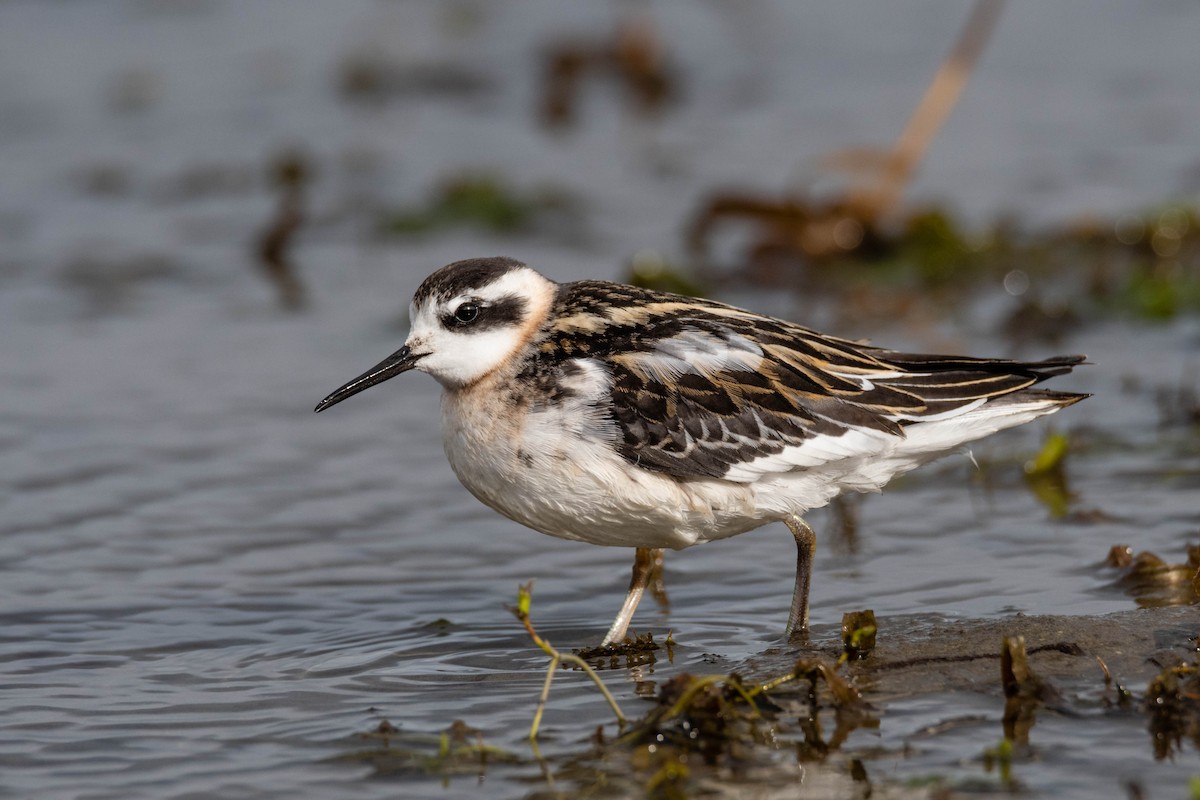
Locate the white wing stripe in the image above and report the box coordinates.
[884,397,987,423]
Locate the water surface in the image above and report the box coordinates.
[2,3,1199,798]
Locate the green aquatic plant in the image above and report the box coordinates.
[897,208,978,286]
[840,609,877,662]
[1145,661,1200,761]
[624,249,707,297]
[1000,635,1062,745]
[380,173,577,237]
[335,719,520,778]
[982,736,1015,785]
[1024,431,1074,519]
[512,581,873,794]
[513,582,627,741]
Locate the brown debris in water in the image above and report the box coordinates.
[377,172,580,241]
[525,608,1198,795]
[840,610,877,661]
[539,17,675,130]
[1104,542,1200,608]
[619,672,766,767]
[614,655,872,773]
[1145,659,1200,761]
[254,149,310,311]
[789,658,871,714]
[1096,655,1135,709]
[685,1,1005,289]
[686,194,890,285]
[576,630,660,667]
[337,718,519,778]
[1000,635,1063,743]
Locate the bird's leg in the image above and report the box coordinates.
[784,517,817,638]
[600,547,662,646]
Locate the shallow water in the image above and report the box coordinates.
[2,2,1199,798]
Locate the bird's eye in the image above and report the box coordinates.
[453,303,479,325]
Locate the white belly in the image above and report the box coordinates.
[437,370,1074,550]
[440,389,780,550]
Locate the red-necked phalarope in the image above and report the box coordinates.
[316,257,1087,643]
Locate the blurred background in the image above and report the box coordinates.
[2,2,1198,798]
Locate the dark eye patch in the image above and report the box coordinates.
[441,294,527,331]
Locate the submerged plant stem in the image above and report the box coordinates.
[514,582,627,740]
[529,653,559,741]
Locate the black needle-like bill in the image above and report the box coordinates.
[314,345,421,412]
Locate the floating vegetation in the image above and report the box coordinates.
[334,718,520,778]
[682,0,1007,305]
[420,617,457,636]
[840,610,877,662]
[1103,543,1200,608]
[662,0,1199,328]
[1146,658,1200,761]
[617,671,771,767]
[512,583,627,741]
[575,630,661,668]
[1000,635,1062,744]
[999,295,1082,347]
[1023,431,1075,519]
[254,149,311,311]
[500,602,1200,796]
[687,197,1200,327]
[587,656,874,795]
[981,736,1016,787]
[624,249,706,297]
[684,193,890,285]
[378,173,580,240]
[675,69,1200,325]
[513,584,880,791]
[1096,654,1134,709]
[539,17,675,130]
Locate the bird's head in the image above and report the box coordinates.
[315,257,555,412]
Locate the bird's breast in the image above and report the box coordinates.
[438,384,768,549]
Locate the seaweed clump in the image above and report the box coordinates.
[1000,635,1063,744]
[840,610,877,661]
[603,657,875,796]
[1023,431,1076,519]
[254,149,311,311]
[334,718,519,779]
[539,17,675,130]
[1145,656,1200,760]
[1104,543,1200,608]
[576,630,661,670]
[378,173,579,240]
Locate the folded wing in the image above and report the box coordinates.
[591,303,1084,483]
